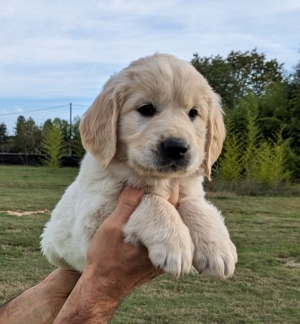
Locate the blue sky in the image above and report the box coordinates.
[1,0,299,134]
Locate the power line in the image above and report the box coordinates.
[0,104,70,117]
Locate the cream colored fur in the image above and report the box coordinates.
[41,53,237,278]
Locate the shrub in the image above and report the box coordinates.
[252,130,291,187]
[219,118,243,182]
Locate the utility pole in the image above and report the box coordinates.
[69,103,72,156]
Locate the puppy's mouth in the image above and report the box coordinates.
[154,156,190,172]
[132,160,190,178]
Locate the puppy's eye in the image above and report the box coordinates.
[188,108,198,120]
[137,104,156,117]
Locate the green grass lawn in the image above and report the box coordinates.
[0,165,299,323]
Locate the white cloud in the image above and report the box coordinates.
[0,0,299,100]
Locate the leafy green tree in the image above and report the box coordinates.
[250,81,300,177]
[14,116,41,154]
[41,125,65,171]
[191,54,239,108]
[0,122,8,152]
[258,82,289,139]
[286,87,300,176]
[192,48,300,180]
[227,48,284,96]
[191,49,284,108]
[42,119,53,136]
[292,61,300,85]
[291,48,300,86]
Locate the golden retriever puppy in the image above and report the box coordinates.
[41,53,237,278]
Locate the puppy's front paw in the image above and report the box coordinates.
[193,237,237,278]
[179,197,237,279]
[148,225,194,277]
[123,194,195,277]
[124,222,194,277]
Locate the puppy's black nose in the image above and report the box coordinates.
[162,138,188,160]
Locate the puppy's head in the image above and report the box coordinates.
[80,53,225,179]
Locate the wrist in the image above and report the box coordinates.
[37,280,66,318]
[81,269,128,304]
[53,271,124,324]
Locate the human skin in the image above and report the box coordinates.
[0,186,179,324]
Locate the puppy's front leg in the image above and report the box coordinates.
[123,194,194,277]
[179,196,237,279]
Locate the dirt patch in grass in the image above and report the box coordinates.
[277,257,300,267]
[2,209,50,216]
[285,260,300,267]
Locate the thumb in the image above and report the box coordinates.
[110,187,145,225]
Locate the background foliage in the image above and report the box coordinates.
[191,48,300,183]
[1,48,299,181]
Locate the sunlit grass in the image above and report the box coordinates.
[0,165,299,323]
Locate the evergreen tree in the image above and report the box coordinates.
[41,125,65,171]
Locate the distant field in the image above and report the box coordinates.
[0,165,299,323]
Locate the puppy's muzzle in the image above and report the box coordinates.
[162,138,188,160]
[152,138,190,172]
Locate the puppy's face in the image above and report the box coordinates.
[80,54,225,179]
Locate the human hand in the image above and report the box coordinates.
[83,186,180,299]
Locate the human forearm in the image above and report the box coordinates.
[0,269,80,324]
[53,272,124,324]
[0,283,62,324]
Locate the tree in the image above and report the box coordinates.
[258,82,289,140]
[292,61,300,86]
[14,116,41,154]
[53,118,72,156]
[41,125,65,171]
[219,117,243,182]
[290,47,300,86]
[252,131,291,187]
[227,48,284,96]
[286,87,300,176]
[219,98,292,186]
[191,54,239,108]
[0,122,8,152]
[239,94,262,181]
[191,49,284,108]
[42,119,53,136]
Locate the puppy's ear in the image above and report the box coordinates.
[202,93,226,180]
[79,85,121,169]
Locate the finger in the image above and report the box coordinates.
[110,187,145,224]
[168,186,179,208]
